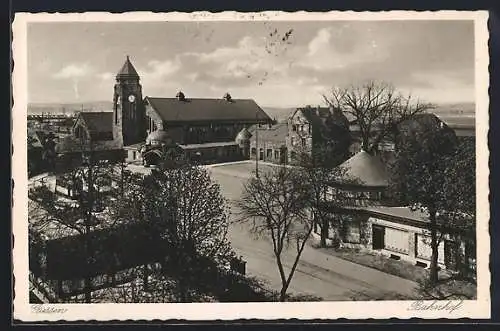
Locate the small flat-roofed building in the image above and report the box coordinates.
[363,206,475,274]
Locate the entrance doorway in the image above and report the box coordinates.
[372,225,385,250]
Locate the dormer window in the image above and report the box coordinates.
[176,91,186,101]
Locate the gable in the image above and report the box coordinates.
[74,112,114,141]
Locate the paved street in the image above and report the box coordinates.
[207,161,419,301]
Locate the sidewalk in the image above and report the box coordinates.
[297,243,419,298]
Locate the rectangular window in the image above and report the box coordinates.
[292,125,297,132]
[132,151,136,160]
[251,148,256,155]
[274,150,279,159]
[301,138,306,147]
[266,149,272,158]
[385,227,409,255]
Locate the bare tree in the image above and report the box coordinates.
[236,166,312,301]
[323,80,433,155]
[112,161,234,302]
[292,148,355,248]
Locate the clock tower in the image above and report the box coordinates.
[113,55,146,147]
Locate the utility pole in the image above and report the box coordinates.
[255,112,259,178]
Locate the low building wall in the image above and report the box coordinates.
[367,216,447,268]
[314,208,473,273]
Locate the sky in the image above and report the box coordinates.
[27,20,475,108]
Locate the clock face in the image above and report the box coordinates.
[128,94,136,103]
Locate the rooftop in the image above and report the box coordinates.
[77,112,114,135]
[338,150,389,187]
[295,106,349,130]
[364,206,429,223]
[116,56,139,79]
[144,96,271,124]
[249,123,288,144]
[179,141,239,149]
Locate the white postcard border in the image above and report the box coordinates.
[12,10,491,321]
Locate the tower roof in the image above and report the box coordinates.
[116,55,139,79]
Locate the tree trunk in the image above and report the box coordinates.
[320,217,329,248]
[429,210,439,285]
[84,234,92,303]
[275,256,288,302]
[279,288,287,302]
[84,158,94,303]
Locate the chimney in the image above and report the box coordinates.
[176,91,186,101]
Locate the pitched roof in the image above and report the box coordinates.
[291,107,350,143]
[145,96,271,123]
[397,113,458,146]
[249,123,288,144]
[77,112,113,134]
[294,107,350,129]
[338,150,389,187]
[399,113,445,132]
[116,56,139,78]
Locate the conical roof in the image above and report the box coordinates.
[338,150,389,187]
[116,55,139,79]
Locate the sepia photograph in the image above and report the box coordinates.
[12,11,490,320]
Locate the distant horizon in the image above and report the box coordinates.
[28,99,476,109]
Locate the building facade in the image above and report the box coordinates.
[248,123,288,164]
[247,106,351,166]
[286,106,351,164]
[57,56,272,167]
[317,150,475,274]
[139,91,270,165]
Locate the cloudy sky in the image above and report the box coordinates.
[27,20,474,107]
